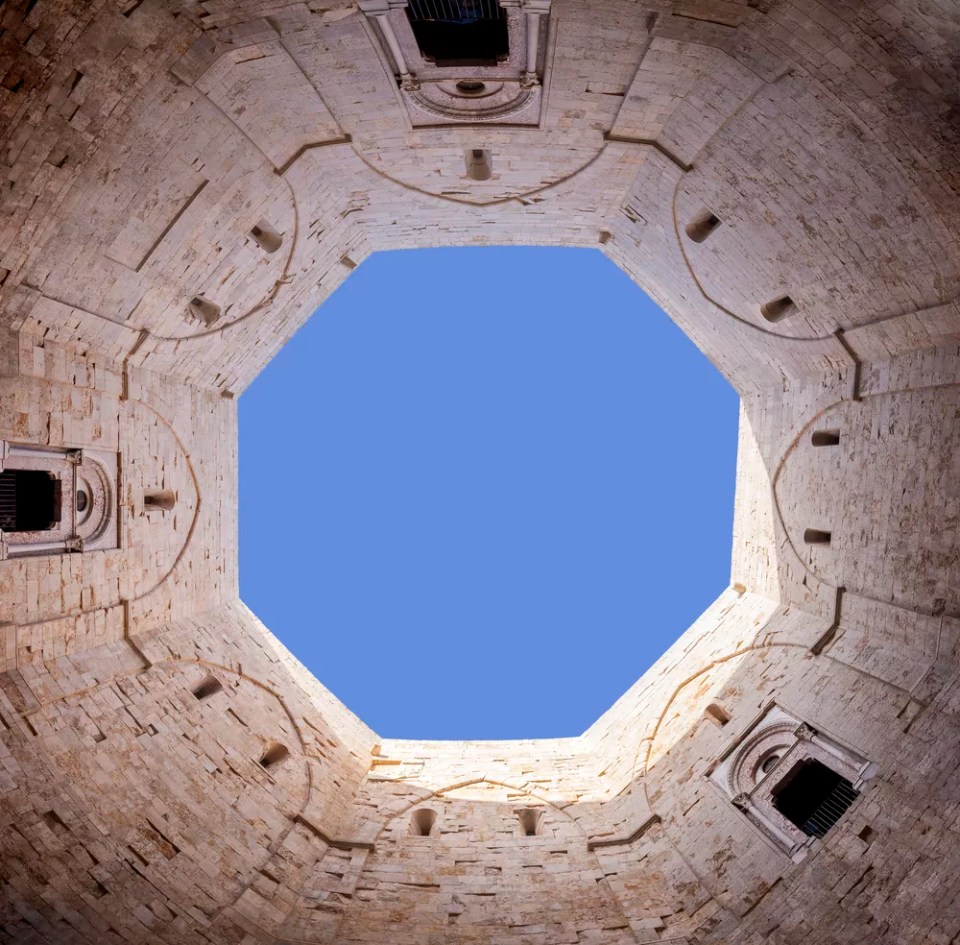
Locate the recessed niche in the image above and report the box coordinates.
[250,221,283,254]
[42,810,70,836]
[410,808,437,836]
[465,148,493,181]
[144,489,176,512]
[803,528,832,546]
[760,294,797,323]
[704,703,730,727]
[259,742,290,770]
[759,752,782,776]
[811,429,841,447]
[188,296,222,327]
[685,210,722,244]
[517,808,540,836]
[192,675,223,700]
[456,80,486,95]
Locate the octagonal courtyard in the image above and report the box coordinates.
[240,246,738,737]
[1,1,959,943]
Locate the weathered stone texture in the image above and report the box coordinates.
[1,0,960,941]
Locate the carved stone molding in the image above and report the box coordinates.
[360,0,551,126]
[0,440,118,560]
[710,705,877,861]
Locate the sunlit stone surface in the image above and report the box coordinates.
[1,1,959,942]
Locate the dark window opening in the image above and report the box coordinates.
[772,759,859,838]
[406,0,508,67]
[804,528,831,545]
[0,470,60,532]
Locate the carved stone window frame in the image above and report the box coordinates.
[709,704,877,861]
[359,0,551,124]
[0,440,119,559]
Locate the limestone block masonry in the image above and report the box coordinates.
[1,0,959,943]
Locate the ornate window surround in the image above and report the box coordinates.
[359,0,552,125]
[0,440,119,559]
[708,704,878,862]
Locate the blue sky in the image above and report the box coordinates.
[239,247,738,740]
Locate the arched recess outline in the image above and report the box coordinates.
[338,775,639,941]
[768,380,960,618]
[10,394,201,633]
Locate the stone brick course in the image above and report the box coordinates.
[1,0,959,941]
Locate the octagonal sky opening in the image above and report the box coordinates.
[239,247,738,740]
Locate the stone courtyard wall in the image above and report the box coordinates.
[1,0,959,942]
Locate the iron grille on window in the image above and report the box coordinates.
[0,469,59,532]
[0,470,14,530]
[406,0,509,67]
[800,778,860,837]
[772,759,860,839]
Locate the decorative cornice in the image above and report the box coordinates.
[406,85,537,122]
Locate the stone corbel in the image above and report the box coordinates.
[731,792,752,812]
